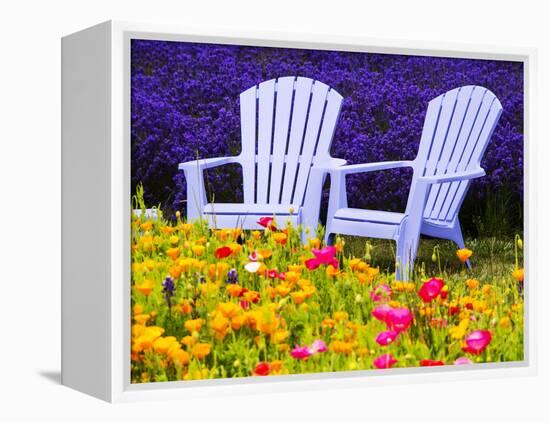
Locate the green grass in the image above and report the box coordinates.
[342,236,519,279]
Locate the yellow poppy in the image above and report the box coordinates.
[184,318,204,334]
[512,268,524,282]
[290,290,307,304]
[135,279,155,296]
[191,245,205,256]
[456,248,473,263]
[466,278,479,290]
[217,302,240,318]
[191,343,211,360]
[273,232,288,244]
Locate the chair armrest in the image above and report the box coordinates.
[178,156,238,222]
[418,168,485,184]
[178,156,239,172]
[311,157,348,170]
[300,158,346,243]
[323,160,415,176]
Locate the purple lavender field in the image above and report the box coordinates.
[131,39,523,235]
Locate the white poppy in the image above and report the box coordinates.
[244,261,261,273]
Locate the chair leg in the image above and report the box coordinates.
[396,239,412,282]
[395,239,404,281]
[396,234,421,282]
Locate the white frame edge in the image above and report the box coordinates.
[62,19,538,403]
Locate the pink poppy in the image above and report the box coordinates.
[385,307,413,333]
[418,277,445,303]
[462,330,492,355]
[454,357,473,365]
[305,246,339,270]
[310,339,328,353]
[372,303,392,322]
[305,258,321,270]
[373,353,397,369]
[266,269,279,279]
[375,330,398,346]
[290,345,313,360]
[257,217,277,231]
[370,284,392,302]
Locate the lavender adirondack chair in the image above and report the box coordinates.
[179,76,346,235]
[308,85,503,280]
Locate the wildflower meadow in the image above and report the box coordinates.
[131,199,524,383]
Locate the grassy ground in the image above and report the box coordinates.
[342,236,519,280]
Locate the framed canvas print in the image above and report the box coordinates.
[61,21,537,402]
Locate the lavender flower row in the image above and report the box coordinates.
[131,40,523,225]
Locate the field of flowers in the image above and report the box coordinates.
[130,209,524,383]
[131,40,524,235]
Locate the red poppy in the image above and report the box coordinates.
[254,362,270,376]
[448,304,460,316]
[420,359,445,366]
[429,318,448,328]
[245,290,261,303]
[214,246,232,259]
[418,278,445,303]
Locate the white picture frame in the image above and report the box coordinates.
[61,20,537,403]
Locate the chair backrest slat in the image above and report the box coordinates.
[423,87,473,219]
[257,79,276,204]
[239,86,257,203]
[408,85,502,224]
[314,88,344,161]
[280,77,314,204]
[269,77,295,204]
[422,89,461,179]
[292,81,330,205]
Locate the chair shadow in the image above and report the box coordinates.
[37,370,62,384]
